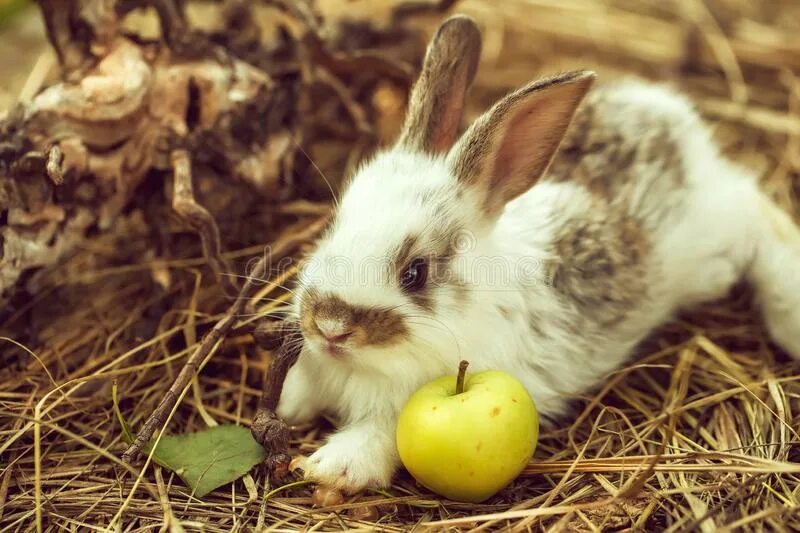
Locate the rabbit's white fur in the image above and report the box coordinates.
[276,21,800,493]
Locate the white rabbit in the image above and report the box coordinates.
[275,15,800,493]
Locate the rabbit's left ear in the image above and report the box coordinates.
[448,71,595,217]
[397,15,482,155]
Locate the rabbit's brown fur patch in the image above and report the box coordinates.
[550,208,649,327]
[547,88,685,201]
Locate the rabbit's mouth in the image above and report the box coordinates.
[321,340,350,359]
[303,332,353,360]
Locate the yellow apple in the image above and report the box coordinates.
[396,362,538,502]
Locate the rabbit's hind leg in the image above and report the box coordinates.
[748,193,800,360]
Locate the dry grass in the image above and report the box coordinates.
[2,0,800,531]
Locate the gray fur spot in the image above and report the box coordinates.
[551,210,649,327]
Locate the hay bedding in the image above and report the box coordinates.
[2,0,800,530]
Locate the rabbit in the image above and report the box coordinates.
[275,15,800,493]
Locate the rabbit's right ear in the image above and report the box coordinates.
[396,15,482,155]
[447,71,595,218]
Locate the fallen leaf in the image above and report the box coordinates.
[151,425,267,498]
[113,383,266,497]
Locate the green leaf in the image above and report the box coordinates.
[151,425,267,498]
[112,382,266,498]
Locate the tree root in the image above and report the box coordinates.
[171,149,237,296]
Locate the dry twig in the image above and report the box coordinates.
[250,321,303,480]
[122,251,270,462]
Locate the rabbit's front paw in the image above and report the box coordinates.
[303,423,397,493]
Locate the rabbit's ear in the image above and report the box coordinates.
[449,71,595,216]
[397,15,482,155]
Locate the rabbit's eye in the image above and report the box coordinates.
[400,257,428,292]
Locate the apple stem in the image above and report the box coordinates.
[455,360,469,395]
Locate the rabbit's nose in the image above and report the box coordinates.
[314,318,353,344]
